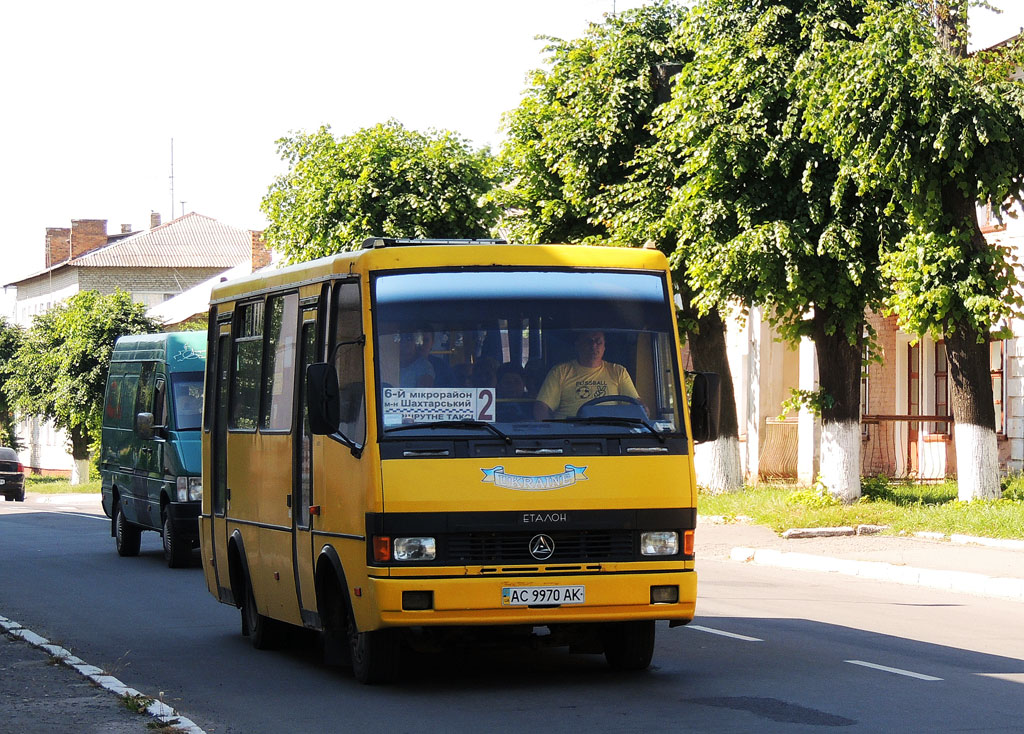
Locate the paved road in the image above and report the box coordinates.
[2,495,1023,733]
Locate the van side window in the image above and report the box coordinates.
[231,301,264,430]
[260,293,299,431]
[137,364,156,417]
[334,281,366,446]
[154,377,167,427]
[104,375,121,422]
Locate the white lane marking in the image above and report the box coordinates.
[0,615,208,733]
[845,659,943,681]
[688,624,763,642]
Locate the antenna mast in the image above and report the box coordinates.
[169,138,175,221]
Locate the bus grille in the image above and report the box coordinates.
[446,530,635,564]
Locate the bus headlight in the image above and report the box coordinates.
[176,476,203,502]
[640,531,679,556]
[393,537,436,561]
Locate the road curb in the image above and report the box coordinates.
[0,614,207,734]
[729,547,1024,603]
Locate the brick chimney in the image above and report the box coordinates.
[45,227,71,268]
[70,219,108,260]
[251,230,272,271]
[121,224,132,234]
[150,211,162,229]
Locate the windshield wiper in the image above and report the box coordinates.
[385,419,512,444]
[544,416,666,443]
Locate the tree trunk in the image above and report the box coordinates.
[812,314,863,503]
[69,425,91,486]
[686,309,743,493]
[942,188,1001,500]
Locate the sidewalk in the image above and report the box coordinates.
[697,518,1024,602]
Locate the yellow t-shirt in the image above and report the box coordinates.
[536,360,639,419]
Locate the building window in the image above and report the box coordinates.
[860,341,870,436]
[934,342,950,436]
[991,340,1005,436]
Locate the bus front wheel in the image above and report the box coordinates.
[347,614,400,684]
[603,620,656,671]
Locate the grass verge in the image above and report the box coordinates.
[699,476,1024,540]
[25,476,102,494]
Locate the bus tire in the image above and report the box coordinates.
[603,621,655,671]
[241,574,282,650]
[348,613,400,684]
[162,512,191,568]
[114,501,141,557]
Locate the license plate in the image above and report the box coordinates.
[502,585,585,606]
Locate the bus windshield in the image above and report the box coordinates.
[372,269,682,438]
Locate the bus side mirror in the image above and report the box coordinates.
[307,362,341,435]
[689,372,721,444]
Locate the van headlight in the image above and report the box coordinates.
[640,531,679,556]
[176,476,203,502]
[393,537,436,561]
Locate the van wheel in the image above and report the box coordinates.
[348,610,400,684]
[241,575,282,650]
[162,513,191,568]
[15,488,25,502]
[603,621,656,671]
[114,501,141,557]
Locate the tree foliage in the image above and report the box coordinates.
[797,0,1024,342]
[6,290,160,461]
[0,317,23,447]
[494,2,688,245]
[654,0,899,350]
[261,120,497,262]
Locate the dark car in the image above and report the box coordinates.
[0,447,26,502]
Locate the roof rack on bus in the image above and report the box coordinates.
[360,237,508,249]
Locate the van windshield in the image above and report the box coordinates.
[170,372,204,430]
[372,269,682,438]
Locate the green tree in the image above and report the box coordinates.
[261,120,497,261]
[650,0,904,502]
[7,290,159,483]
[797,0,1024,499]
[497,2,747,492]
[0,317,23,447]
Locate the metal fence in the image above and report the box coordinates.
[860,415,954,481]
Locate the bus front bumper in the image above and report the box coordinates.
[371,569,696,628]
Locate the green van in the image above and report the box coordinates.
[100,331,206,567]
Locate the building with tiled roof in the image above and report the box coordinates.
[4,212,254,327]
[3,211,260,479]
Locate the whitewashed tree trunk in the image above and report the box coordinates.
[819,420,861,503]
[695,435,743,493]
[955,423,1000,500]
[70,458,90,485]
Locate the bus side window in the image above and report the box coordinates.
[334,281,366,447]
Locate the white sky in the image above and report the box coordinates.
[1,1,1021,309]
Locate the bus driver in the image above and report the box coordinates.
[533,330,640,420]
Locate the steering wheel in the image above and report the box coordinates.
[577,395,644,411]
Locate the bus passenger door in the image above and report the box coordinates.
[209,332,232,600]
[293,314,319,622]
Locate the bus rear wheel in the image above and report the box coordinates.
[603,620,656,671]
[347,613,400,684]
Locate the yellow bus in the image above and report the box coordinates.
[199,238,719,683]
